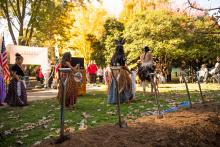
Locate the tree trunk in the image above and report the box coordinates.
[166,64,172,82]
[167,71,172,82]
[18,22,25,45]
[2,1,17,45]
[7,17,17,45]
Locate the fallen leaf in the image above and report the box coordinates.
[55,129,60,134]
[16,140,23,145]
[133,109,139,113]
[79,124,87,131]
[7,111,14,114]
[126,115,136,120]
[18,134,29,139]
[91,121,97,124]
[0,124,4,129]
[106,111,116,115]
[43,125,48,129]
[139,106,144,108]
[8,115,20,119]
[47,110,53,113]
[3,130,12,136]
[34,141,42,145]
[50,128,55,131]
[81,112,90,119]
[44,136,51,140]
[65,127,75,133]
[64,120,71,123]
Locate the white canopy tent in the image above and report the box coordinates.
[8,44,51,87]
[8,44,48,65]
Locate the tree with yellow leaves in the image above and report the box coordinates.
[68,5,108,63]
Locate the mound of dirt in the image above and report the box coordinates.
[36,102,220,147]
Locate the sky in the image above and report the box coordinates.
[98,0,220,17]
[1,0,220,44]
[92,0,123,18]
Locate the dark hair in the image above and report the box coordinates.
[15,53,23,61]
[144,46,150,60]
[111,44,126,66]
[61,52,71,67]
[144,46,149,53]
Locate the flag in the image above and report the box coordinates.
[0,36,10,80]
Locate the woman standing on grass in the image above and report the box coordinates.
[108,43,133,104]
[58,52,79,108]
[5,53,27,106]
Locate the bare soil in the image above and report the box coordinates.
[36,102,220,147]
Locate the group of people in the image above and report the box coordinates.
[0,51,80,108]
[86,61,106,84]
[107,44,156,104]
[0,43,157,107]
[1,44,219,108]
[198,57,220,83]
[56,43,156,107]
[180,56,220,83]
[34,61,52,88]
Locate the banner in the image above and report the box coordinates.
[9,44,48,65]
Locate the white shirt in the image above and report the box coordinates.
[199,67,208,77]
[97,69,103,76]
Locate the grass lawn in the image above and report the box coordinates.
[0,83,220,147]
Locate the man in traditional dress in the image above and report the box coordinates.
[138,46,155,96]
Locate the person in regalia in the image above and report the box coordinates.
[5,53,27,106]
[108,42,133,104]
[58,52,79,108]
[137,46,155,96]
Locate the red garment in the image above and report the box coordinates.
[38,68,44,78]
[55,64,61,73]
[87,64,98,74]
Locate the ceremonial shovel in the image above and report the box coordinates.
[55,68,71,144]
[180,71,192,108]
[150,73,163,119]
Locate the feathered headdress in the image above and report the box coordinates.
[111,39,126,66]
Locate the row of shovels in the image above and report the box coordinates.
[111,68,205,128]
[55,67,205,144]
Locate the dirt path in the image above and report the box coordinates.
[35,102,220,147]
[27,85,107,102]
[27,89,58,102]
